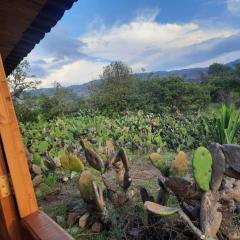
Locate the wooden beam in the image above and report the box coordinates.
[0,55,38,218]
[0,139,22,240]
[21,211,74,240]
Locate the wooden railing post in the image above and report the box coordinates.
[0,55,73,240]
[0,55,38,220]
[0,140,22,240]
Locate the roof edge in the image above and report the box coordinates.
[4,0,78,76]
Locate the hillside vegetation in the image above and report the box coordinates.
[9,60,240,239]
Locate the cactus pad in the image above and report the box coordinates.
[79,171,95,202]
[149,153,168,174]
[171,151,187,176]
[79,170,105,202]
[60,153,84,172]
[192,147,212,192]
[144,201,179,215]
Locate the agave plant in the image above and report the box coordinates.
[216,104,240,144]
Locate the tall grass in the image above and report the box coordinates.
[216,104,240,144]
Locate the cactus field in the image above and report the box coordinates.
[21,109,240,239]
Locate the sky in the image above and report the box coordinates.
[26,0,240,87]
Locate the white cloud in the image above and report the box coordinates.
[29,8,240,87]
[39,59,107,88]
[227,0,240,15]
[80,14,238,72]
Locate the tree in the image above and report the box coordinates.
[235,64,240,78]
[7,60,41,101]
[208,63,232,78]
[40,82,81,119]
[89,61,136,111]
[207,63,240,103]
[138,76,210,112]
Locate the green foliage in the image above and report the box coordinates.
[215,104,240,144]
[7,60,41,101]
[89,61,136,111]
[137,76,210,112]
[192,146,212,192]
[42,173,57,188]
[207,63,240,103]
[54,205,68,216]
[37,141,48,154]
[60,153,84,172]
[39,183,52,195]
[33,153,43,167]
[21,110,215,164]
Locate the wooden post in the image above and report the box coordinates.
[0,55,38,220]
[0,140,22,239]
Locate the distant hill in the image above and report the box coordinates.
[30,58,240,97]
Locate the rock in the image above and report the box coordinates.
[234,180,240,187]
[79,212,90,228]
[62,176,69,183]
[225,167,240,179]
[67,212,80,227]
[32,175,42,187]
[91,222,103,233]
[56,216,65,225]
[32,164,42,175]
[200,191,222,238]
[53,157,61,167]
[228,200,236,212]
[221,144,240,173]
[209,143,225,192]
[221,185,240,202]
[223,178,234,190]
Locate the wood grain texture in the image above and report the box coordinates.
[0,0,78,75]
[0,140,22,240]
[21,211,74,240]
[0,55,38,218]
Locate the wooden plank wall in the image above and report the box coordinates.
[0,55,38,221]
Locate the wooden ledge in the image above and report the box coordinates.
[21,211,74,240]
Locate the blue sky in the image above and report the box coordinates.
[27,0,240,87]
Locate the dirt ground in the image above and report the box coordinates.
[37,153,240,240]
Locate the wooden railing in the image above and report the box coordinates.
[0,55,73,240]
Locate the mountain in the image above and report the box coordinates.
[30,59,240,96]
[136,67,208,82]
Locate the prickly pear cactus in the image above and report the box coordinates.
[79,170,105,202]
[170,151,187,176]
[149,153,168,175]
[79,171,95,202]
[144,201,179,215]
[60,153,84,172]
[192,147,212,192]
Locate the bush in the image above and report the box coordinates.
[215,104,240,144]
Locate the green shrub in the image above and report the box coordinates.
[215,104,240,144]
